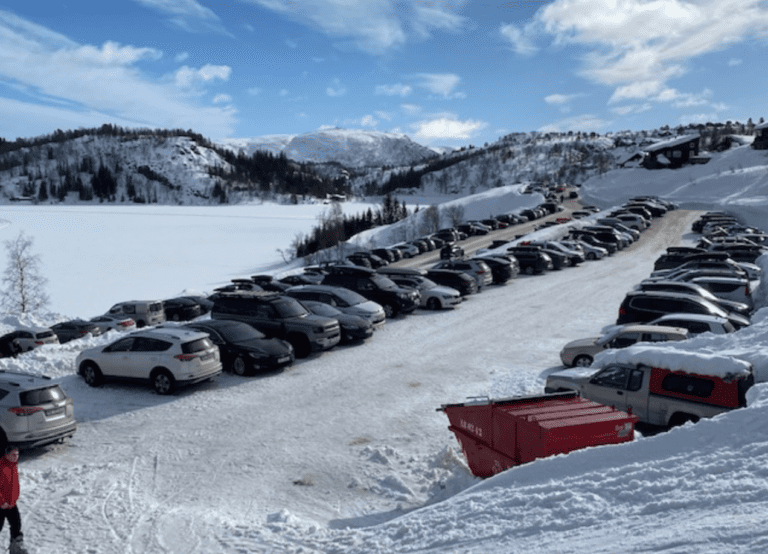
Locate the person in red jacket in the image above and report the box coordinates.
[0,445,28,554]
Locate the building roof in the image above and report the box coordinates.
[643,133,700,152]
[755,121,768,130]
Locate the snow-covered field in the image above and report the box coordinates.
[0,144,767,553]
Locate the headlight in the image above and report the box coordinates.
[248,351,266,359]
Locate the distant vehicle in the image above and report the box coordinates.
[617,290,750,329]
[50,320,104,344]
[647,313,736,336]
[89,314,137,334]
[300,301,374,343]
[440,242,464,260]
[76,328,222,394]
[432,259,493,290]
[559,324,688,367]
[321,265,420,318]
[0,371,77,449]
[2,326,59,352]
[162,297,203,322]
[386,274,462,310]
[108,300,165,328]
[284,284,386,328]
[424,269,478,297]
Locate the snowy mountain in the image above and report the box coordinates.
[220,128,438,168]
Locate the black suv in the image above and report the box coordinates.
[440,242,464,260]
[617,290,750,329]
[505,246,553,275]
[320,266,420,318]
[210,291,341,358]
[424,269,478,296]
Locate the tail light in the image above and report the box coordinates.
[619,307,626,315]
[119,321,134,327]
[9,406,43,416]
[175,353,198,362]
[34,341,44,345]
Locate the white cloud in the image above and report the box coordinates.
[538,114,611,133]
[326,78,346,97]
[375,110,393,121]
[175,52,189,62]
[240,0,465,54]
[285,38,298,49]
[499,22,538,56]
[729,58,743,66]
[0,12,237,139]
[414,73,462,97]
[533,0,768,105]
[212,94,232,104]
[610,103,652,115]
[280,89,289,96]
[544,93,585,105]
[375,83,412,97]
[247,87,262,95]
[411,114,487,140]
[174,64,231,90]
[133,0,230,34]
[401,103,422,115]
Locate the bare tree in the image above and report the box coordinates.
[420,205,441,235]
[444,204,465,227]
[1,231,50,314]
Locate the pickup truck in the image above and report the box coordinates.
[545,347,754,427]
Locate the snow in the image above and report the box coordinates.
[0,143,768,552]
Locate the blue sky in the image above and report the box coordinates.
[1,1,767,147]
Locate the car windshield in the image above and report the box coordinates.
[328,287,368,307]
[370,274,398,290]
[20,385,66,406]
[307,303,340,317]
[419,277,438,289]
[216,323,266,342]
[273,297,309,318]
[181,338,214,353]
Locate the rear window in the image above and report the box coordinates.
[660,374,715,398]
[149,302,163,313]
[20,385,66,406]
[181,338,214,354]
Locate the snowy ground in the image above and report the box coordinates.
[0,143,767,553]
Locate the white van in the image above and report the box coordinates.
[108,300,166,328]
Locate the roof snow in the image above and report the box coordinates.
[643,133,700,152]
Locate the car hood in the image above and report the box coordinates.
[235,338,293,356]
[432,285,460,297]
[348,301,385,316]
[563,336,601,349]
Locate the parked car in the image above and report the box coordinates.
[689,276,756,312]
[2,326,59,352]
[505,246,553,275]
[250,275,291,293]
[518,242,567,269]
[89,314,137,334]
[471,255,520,284]
[391,242,420,258]
[545,348,754,428]
[559,324,688,367]
[372,248,399,263]
[634,279,752,317]
[214,280,264,294]
[279,274,320,286]
[284,284,386,328]
[440,242,464,260]
[76,328,223,394]
[649,256,758,281]
[210,291,341,357]
[50,319,104,344]
[424,269,478,297]
[162,297,203,322]
[0,335,22,358]
[560,239,607,261]
[300,301,373,343]
[183,319,294,375]
[617,290,750,329]
[653,247,708,271]
[0,371,77,449]
[386,274,462,310]
[432,259,493,290]
[647,313,736,335]
[321,265,420,318]
[569,231,618,254]
[347,252,387,269]
[108,300,166,328]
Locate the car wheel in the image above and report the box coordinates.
[136,320,146,328]
[232,355,247,376]
[426,297,441,310]
[573,355,593,367]
[80,361,103,387]
[152,369,176,395]
[525,265,535,275]
[403,252,411,259]
[288,334,312,359]
[382,303,398,318]
[587,252,597,260]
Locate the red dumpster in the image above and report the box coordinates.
[438,392,638,478]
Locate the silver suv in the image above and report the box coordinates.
[6,326,59,352]
[76,328,222,394]
[0,371,77,449]
[108,300,166,328]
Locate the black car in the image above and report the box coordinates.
[653,247,708,271]
[251,275,291,293]
[163,297,204,321]
[440,242,464,260]
[321,265,420,318]
[372,248,399,263]
[184,319,294,375]
[0,334,22,358]
[424,269,478,296]
[300,301,373,343]
[347,252,388,269]
[472,255,519,284]
[617,290,750,329]
[505,246,553,275]
[50,320,104,343]
[176,295,215,315]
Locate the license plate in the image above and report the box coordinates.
[46,407,65,417]
[278,356,291,364]
[200,352,214,361]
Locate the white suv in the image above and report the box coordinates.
[6,326,59,352]
[76,328,222,394]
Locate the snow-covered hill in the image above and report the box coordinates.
[220,128,438,168]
